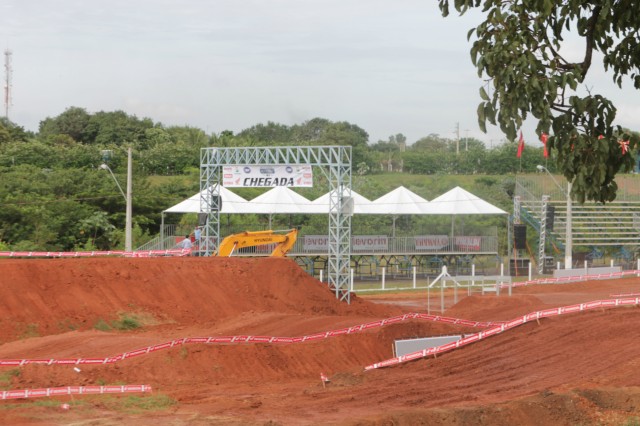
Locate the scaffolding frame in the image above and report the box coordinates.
[199,146,353,303]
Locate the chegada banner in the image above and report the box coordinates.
[223,165,313,187]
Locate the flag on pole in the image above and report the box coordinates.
[540,133,548,158]
[516,131,525,158]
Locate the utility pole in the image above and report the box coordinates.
[454,122,460,155]
[3,49,12,120]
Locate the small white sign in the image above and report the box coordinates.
[222,165,313,187]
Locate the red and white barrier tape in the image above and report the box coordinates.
[0,313,500,367]
[502,269,640,289]
[0,249,191,258]
[1,384,152,400]
[364,297,640,370]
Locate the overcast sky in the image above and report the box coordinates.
[1,1,638,147]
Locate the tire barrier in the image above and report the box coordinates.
[1,384,152,401]
[364,297,640,370]
[0,313,501,367]
[0,249,191,258]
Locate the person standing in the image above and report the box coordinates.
[194,227,202,256]
[179,235,193,253]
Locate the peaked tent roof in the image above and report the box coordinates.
[163,185,249,214]
[368,186,429,215]
[311,190,374,214]
[424,186,507,215]
[246,186,318,214]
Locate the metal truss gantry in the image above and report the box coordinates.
[200,146,353,303]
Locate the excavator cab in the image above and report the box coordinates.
[215,229,298,257]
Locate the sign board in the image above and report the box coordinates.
[394,335,462,358]
[222,165,313,187]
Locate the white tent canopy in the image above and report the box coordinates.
[163,184,250,214]
[368,186,430,215]
[424,186,507,215]
[162,185,506,223]
[311,190,374,214]
[245,186,317,214]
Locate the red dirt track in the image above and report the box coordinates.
[1,257,640,425]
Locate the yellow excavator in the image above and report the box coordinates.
[216,229,298,257]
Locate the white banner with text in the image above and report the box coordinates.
[222,165,313,187]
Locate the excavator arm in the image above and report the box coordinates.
[216,229,298,257]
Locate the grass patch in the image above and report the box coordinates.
[94,312,151,332]
[112,314,141,331]
[93,318,112,332]
[18,323,40,339]
[101,394,177,413]
[0,399,86,410]
[0,369,20,390]
[57,319,78,332]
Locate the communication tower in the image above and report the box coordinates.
[4,49,12,119]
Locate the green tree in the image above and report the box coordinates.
[440,0,640,203]
[38,106,91,144]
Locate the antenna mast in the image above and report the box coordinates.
[4,49,12,120]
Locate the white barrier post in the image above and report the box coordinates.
[382,267,386,291]
[557,261,561,271]
[412,266,416,289]
[500,262,504,277]
[440,266,447,313]
[319,270,323,283]
[472,264,476,287]
[585,260,588,276]
[528,261,532,281]
[611,259,614,268]
[350,268,354,292]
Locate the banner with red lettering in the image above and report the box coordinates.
[454,236,481,250]
[414,235,449,250]
[222,165,313,187]
[352,235,388,251]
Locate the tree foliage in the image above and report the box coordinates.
[440,0,640,203]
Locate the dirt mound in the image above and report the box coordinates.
[0,257,399,342]
[2,258,640,425]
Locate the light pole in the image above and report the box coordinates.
[100,147,133,252]
[537,165,572,269]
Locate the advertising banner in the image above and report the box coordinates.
[454,236,482,250]
[222,165,313,187]
[352,235,388,251]
[303,235,388,251]
[414,235,449,250]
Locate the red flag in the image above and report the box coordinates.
[619,139,630,155]
[320,372,330,382]
[540,133,548,158]
[516,131,525,158]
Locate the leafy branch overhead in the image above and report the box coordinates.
[439,0,640,203]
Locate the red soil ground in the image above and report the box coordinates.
[0,257,640,425]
